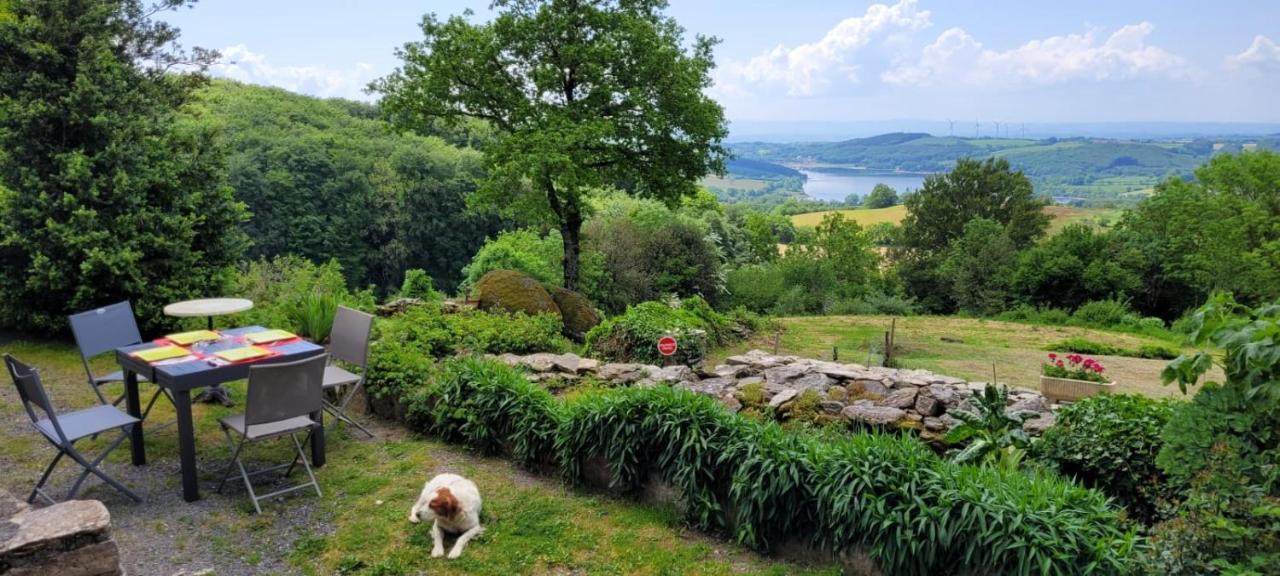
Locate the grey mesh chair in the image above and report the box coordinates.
[216,354,326,514]
[322,306,374,438]
[69,301,170,421]
[5,354,142,504]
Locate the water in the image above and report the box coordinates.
[798,168,929,203]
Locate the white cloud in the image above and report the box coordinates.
[882,22,1189,87]
[1227,35,1280,72]
[715,0,931,97]
[211,45,378,101]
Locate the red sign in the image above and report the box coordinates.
[657,335,678,357]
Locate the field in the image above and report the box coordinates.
[711,315,1215,399]
[701,175,770,191]
[791,204,1121,232]
[0,339,835,576]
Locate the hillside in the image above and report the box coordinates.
[726,132,1278,203]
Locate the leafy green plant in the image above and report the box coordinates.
[1044,337,1122,356]
[1035,394,1175,524]
[944,384,1032,469]
[364,340,434,402]
[379,305,571,358]
[1135,343,1180,360]
[397,268,441,301]
[291,291,339,342]
[584,301,712,365]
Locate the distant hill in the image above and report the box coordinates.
[724,158,803,179]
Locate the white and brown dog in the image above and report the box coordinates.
[408,473,484,559]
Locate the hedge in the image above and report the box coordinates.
[376,356,1141,575]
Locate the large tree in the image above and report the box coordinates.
[374,0,728,290]
[0,0,247,333]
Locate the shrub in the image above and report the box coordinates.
[584,301,709,366]
[364,340,434,402]
[291,291,338,341]
[1072,298,1139,328]
[996,304,1072,326]
[723,264,786,314]
[461,228,564,289]
[1134,343,1179,360]
[379,305,570,358]
[232,256,376,333]
[397,268,441,301]
[944,385,1032,469]
[1035,394,1174,524]
[473,269,560,316]
[1043,337,1121,356]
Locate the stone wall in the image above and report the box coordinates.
[496,349,1058,439]
[0,489,123,576]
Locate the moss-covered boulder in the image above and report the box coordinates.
[545,285,600,341]
[474,270,559,316]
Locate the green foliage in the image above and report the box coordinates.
[375,0,728,290]
[1151,295,1280,574]
[862,183,900,209]
[195,80,499,294]
[1044,337,1122,356]
[380,304,570,358]
[462,229,565,290]
[943,385,1032,469]
[901,157,1049,253]
[940,218,1017,315]
[0,0,248,333]
[584,301,710,366]
[1013,224,1141,312]
[231,256,375,334]
[364,340,434,402]
[1073,298,1138,328]
[545,285,601,341]
[474,269,561,316]
[397,269,441,301]
[1035,394,1174,524]
[1042,353,1110,383]
[407,357,560,467]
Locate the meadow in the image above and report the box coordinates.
[789,204,1120,232]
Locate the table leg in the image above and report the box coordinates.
[310,409,326,468]
[173,389,200,502]
[124,369,146,466]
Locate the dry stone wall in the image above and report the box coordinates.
[495,349,1058,439]
[0,489,123,576]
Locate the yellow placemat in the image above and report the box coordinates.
[243,329,296,345]
[133,345,190,363]
[166,330,221,345]
[214,346,271,362]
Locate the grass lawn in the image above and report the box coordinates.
[710,315,1212,399]
[701,175,770,191]
[0,338,836,576]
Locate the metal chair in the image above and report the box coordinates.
[216,354,326,514]
[322,306,374,438]
[4,354,142,504]
[68,301,170,421]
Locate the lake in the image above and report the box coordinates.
[797,168,929,202]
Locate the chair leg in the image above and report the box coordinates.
[290,432,322,499]
[62,437,141,503]
[29,450,65,505]
[216,426,246,495]
[325,383,374,438]
[283,429,312,478]
[67,430,130,500]
[140,386,173,422]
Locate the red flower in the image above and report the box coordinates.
[1056,360,1064,367]
[1048,353,1058,360]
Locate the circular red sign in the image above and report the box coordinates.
[657,336,678,356]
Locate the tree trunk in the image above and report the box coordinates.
[561,204,583,291]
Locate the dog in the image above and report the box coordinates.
[409,473,484,559]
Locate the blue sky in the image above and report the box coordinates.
[162,1,1280,125]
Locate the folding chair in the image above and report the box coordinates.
[5,354,142,504]
[68,301,171,421]
[322,306,374,438]
[216,354,327,514]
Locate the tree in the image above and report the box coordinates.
[813,213,877,293]
[374,0,728,290]
[0,0,247,333]
[862,183,899,209]
[1012,224,1140,311]
[901,158,1048,253]
[940,219,1016,316]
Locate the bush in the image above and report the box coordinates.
[545,285,601,341]
[461,228,564,289]
[1043,337,1122,356]
[1072,298,1139,328]
[398,268,441,301]
[1134,343,1179,360]
[380,304,571,358]
[1035,394,1175,524]
[364,340,434,402]
[723,264,786,314]
[232,256,376,333]
[996,304,1072,326]
[585,301,710,366]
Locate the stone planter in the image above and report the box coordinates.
[1040,375,1115,403]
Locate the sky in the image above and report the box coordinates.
[161,0,1280,131]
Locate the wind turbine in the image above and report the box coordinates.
[947,119,954,137]
[993,121,1001,139]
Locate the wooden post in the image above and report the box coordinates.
[772,328,782,355]
[832,346,838,362]
[883,317,897,367]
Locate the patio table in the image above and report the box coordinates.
[115,326,327,502]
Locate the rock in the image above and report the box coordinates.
[495,353,522,367]
[850,379,888,397]
[923,417,948,432]
[725,350,788,370]
[0,494,121,576]
[737,376,764,388]
[475,270,561,316]
[763,365,806,388]
[820,400,845,414]
[812,362,865,380]
[633,378,657,389]
[721,395,743,413]
[790,371,834,392]
[522,353,558,373]
[842,404,906,426]
[552,354,597,374]
[914,392,943,417]
[684,377,735,396]
[1008,395,1049,414]
[653,365,696,383]
[598,363,644,380]
[826,386,848,402]
[880,387,918,409]
[544,285,601,341]
[0,489,28,519]
[714,364,753,379]
[768,388,800,408]
[1023,413,1056,435]
[928,384,956,407]
[375,297,425,317]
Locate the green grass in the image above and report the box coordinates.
[791,204,1121,233]
[710,315,1212,399]
[0,339,836,576]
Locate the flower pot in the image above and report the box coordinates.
[1040,375,1115,403]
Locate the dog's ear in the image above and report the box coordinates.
[428,487,460,519]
